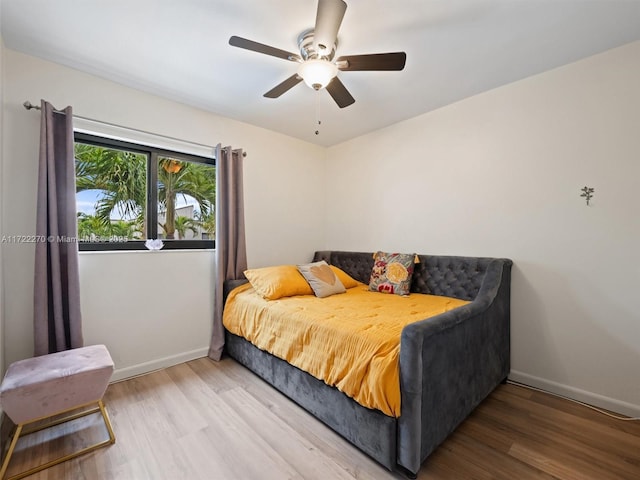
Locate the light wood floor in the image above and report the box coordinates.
[3,357,639,479]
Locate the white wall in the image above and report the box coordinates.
[325,41,640,416]
[0,26,5,378]
[79,250,215,381]
[1,49,326,378]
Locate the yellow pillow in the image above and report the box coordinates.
[329,265,360,289]
[244,265,313,300]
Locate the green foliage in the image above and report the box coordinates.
[77,213,141,241]
[75,143,216,241]
[173,216,201,240]
[158,157,216,239]
[75,143,147,222]
[196,210,216,238]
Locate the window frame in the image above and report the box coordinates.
[74,132,216,252]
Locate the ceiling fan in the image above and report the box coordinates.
[229,0,407,108]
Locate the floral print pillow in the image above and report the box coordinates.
[368,252,417,296]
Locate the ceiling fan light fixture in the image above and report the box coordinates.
[297,59,338,90]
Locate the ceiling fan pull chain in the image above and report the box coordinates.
[315,90,322,135]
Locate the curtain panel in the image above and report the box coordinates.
[208,144,247,361]
[34,100,84,355]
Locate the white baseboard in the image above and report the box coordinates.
[110,347,209,382]
[509,370,640,418]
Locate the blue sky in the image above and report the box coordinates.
[76,189,101,215]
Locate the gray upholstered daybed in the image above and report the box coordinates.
[223,251,512,477]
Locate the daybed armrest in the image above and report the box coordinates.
[397,258,512,474]
[223,279,249,303]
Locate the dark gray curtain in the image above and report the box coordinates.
[34,100,84,355]
[208,144,247,361]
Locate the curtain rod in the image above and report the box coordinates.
[22,100,247,157]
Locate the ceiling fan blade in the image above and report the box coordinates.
[229,36,301,62]
[326,77,355,108]
[264,74,303,98]
[337,52,407,71]
[313,0,347,54]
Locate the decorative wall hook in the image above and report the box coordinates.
[580,186,594,206]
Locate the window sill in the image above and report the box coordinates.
[79,248,215,255]
[78,239,214,252]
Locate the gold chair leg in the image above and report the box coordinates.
[0,424,23,480]
[1,401,116,480]
[98,400,116,444]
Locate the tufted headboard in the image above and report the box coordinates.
[313,251,510,301]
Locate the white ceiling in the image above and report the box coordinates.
[2,0,640,147]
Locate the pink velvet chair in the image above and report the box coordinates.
[0,344,116,480]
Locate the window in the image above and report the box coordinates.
[74,133,215,251]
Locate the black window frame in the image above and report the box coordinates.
[74,132,216,252]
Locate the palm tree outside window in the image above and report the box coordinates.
[74,133,216,251]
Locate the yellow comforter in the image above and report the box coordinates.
[223,283,470,417]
